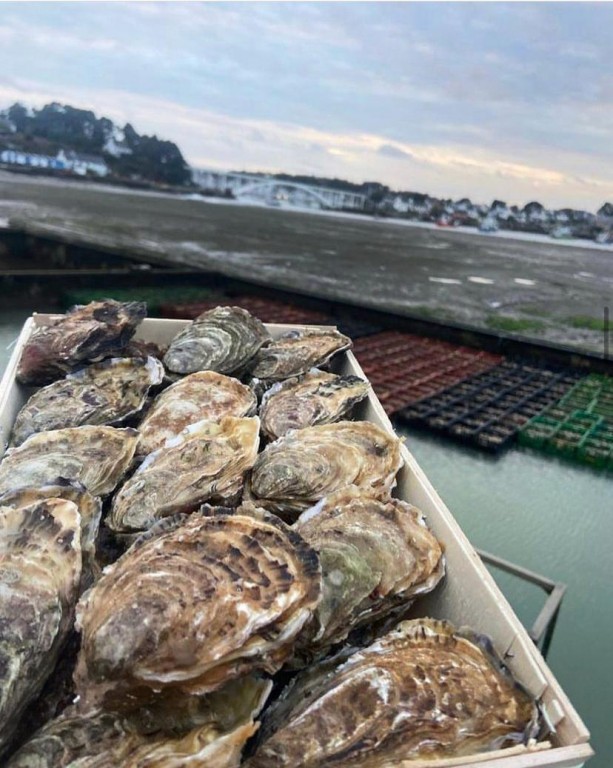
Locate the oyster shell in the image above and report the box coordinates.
[75,509,320,708]
[163,306,271,375]
[0,481,102,590]
[294,488,444,657]
[109,416,260,533]
[87,721,258,768]
[260,369,370,440]
[0,499,81,759]
[0,426,139,498]
[8,677,272,767]
[247,421,403,520]
[248,618,540,767]
[137,371,257,457]
[11,357,164,447]
[17,300,146,385]
[248,328,351,382]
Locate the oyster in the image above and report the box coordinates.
[8,677,272,768]
[109,416,260,533]
[295,488,444,657]
[0,426,139,498]
[248,619,540,767]
[87,721,258,768]
[6,719,257,768]
[17,300,146,385]
[75,509,320,708]
[11,357,164,446]
[137,371,257,457]
[0,499,81,759]
[248,328,351,382]
[163,306,271,375]
[5,710,131,768]
[260,369,370,440]
[0,481,102,590]
[247,421,403,520]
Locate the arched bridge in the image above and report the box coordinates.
[191,169,366,211]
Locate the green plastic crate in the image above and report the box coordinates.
[578,443,612,469]
[564,410,603,432]
[549,425,586,458]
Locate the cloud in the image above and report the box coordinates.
[377,144,414,160]
[0,3,611,210]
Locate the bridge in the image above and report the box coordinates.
[191,169,366,211]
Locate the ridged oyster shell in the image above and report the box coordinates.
[137,371,257,457]
[248,618,540,767]
[5,710,129,768]
[17,300,146,385]
[260,369,370,440]
[82,721,258,768]
[8,677,272,768]
[249,327,351,382]
[295,488,444,657]
[163,306,271,375]
[109,416,260,533]
[12,357,164,446]
[0,499,81,759]
[246,421,403,520]
[75,509,321,709]
[0,426,139,498]
[0,481,102,591]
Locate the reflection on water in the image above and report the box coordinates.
[0,309,609,764]
[400,427,612,767]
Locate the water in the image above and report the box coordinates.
[400,428,612,766]
[0,310,610,764]
[0,310,30,374]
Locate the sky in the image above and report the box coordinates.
[0,2,612,210]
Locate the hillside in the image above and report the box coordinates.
[0,103,191,186]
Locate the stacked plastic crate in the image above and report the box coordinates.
[352,331,502,416]
[399,362,579,453]
[519,374,613,469]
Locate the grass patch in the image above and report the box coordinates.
[485,315,546,333]
[518,305,552,318]
[567,315,606,332]
[408,305,454,321]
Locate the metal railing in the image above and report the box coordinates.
[477,549,567,660]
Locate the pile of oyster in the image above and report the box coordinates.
[0,301,540,767]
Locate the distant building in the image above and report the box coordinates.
[1,148,108,176]
[103,129,132,158]
[57,150,108,176]
[0,149,63,169]
[392,195,410,213]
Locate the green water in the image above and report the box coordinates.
[0,313,609,765]
[400,428,612,767]
[0,310,30,375]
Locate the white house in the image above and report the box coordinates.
[0,149,63,169]
[103,128,132,158]
[57,150,108,176]
[392,195,410,213]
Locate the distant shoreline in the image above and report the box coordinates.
[186,193,613,253]
[1,169,611,254]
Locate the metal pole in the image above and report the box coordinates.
[477,549,567,659]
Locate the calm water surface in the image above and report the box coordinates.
[0,311,610,765]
